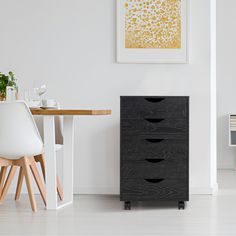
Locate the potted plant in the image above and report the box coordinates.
[0,71,18,101]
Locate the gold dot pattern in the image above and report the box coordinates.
[125,0,181,49]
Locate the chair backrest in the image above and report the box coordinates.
[0,101,43,159]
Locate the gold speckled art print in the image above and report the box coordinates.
[125,0,181,49]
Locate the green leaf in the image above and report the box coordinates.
[0,71,18,98]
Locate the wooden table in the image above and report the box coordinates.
[30,108,111,210]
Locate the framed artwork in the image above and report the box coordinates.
[117,0,188,63]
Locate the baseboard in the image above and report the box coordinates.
[9,185,219,195]
[218,167,235,170]
[74,187,119,195]
[8,186,119,195]
[190,183,218,195]
[76,185,219,195]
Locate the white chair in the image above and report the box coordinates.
[0,101,46,212]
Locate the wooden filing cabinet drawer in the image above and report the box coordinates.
[121,96,188,119]
[120,178,188,201]
[121,118,188,135]
[121,159,188,179]
[121,136,188,161]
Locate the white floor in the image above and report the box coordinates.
[0,170,236,236]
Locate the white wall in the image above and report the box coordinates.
[0,0,217,194]
[217,0,236,169]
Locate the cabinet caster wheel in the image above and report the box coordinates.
[178,201,185,210]
[124,201,131,210]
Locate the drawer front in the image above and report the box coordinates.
[121,136,188,160]
[120,178,188,201]
[121,118,188,135]
[121,97,188,119]
[121,159,188,179]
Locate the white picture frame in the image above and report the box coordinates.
[117,0,188,64]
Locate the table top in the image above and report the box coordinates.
[30,108,112,116]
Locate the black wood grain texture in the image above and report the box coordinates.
[121,118,188,135]
[121,96,188,119]
[120,96,189,204]
[121,137,188,160]
[121,159,188,179]
[120,178,188,201]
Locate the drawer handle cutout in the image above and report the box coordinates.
[145,139,164,143]
[145,158,165,163]
[145,118,164,124]
[145,179,164,184]
[145,98,165,103]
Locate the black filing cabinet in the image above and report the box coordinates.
[120,96,189,210]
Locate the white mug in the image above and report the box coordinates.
[42,99,57,107]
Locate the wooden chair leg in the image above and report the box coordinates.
[15,155,46,201]
[35,155,46,180]
[29,159,46,206]
[56,176,64,201]
[15,154,64,204]
[0,166,8,198]
[22,157,37,212]
[15,167,24,200]
[35,154,64,201]
[0,166,17,203]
